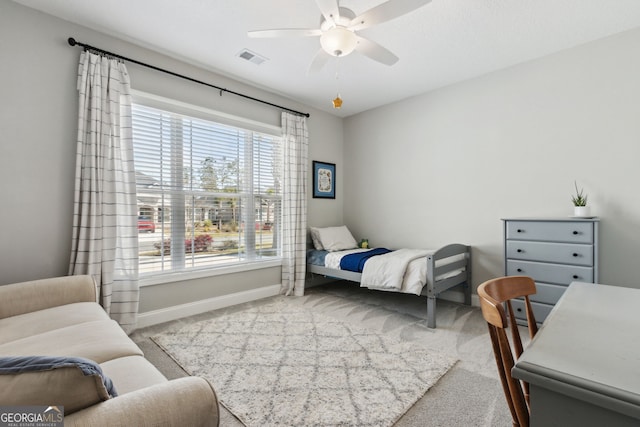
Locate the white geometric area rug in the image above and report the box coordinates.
[151,300,457,427]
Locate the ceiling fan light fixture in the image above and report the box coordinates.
[320,27,357,57]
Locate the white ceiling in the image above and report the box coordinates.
[12,0,640,117]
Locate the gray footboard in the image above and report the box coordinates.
[424,244,472,328]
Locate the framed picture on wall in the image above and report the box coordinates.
[312,161,336,199]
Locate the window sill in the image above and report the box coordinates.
[139,259,282,287]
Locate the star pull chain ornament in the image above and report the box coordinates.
[332,95,343,109]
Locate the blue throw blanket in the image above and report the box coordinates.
[339,248,392,272]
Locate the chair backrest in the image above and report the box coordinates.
[478,276,538,427]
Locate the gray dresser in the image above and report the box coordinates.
[502,217,599,324]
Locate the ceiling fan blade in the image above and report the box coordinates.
[349,0,431,31]
[354,36,399,66]
[248,28,322,38]
[315,0,340,26]
[308,49,332,74]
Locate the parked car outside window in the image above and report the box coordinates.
[138,216,155,233]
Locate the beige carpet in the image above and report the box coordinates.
[151,299,457,427]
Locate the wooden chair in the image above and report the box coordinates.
[478,276,538,427]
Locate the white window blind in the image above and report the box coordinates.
[132,102,282,276]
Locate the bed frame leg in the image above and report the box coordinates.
[427,296,436,329]
[464,246,473,306]
[464,281,472,306]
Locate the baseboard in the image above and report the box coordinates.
[137,284,281,329]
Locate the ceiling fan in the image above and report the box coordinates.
[247,0,432,73]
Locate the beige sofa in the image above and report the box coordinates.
[0,275,219,426]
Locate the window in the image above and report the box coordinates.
[132,100,282,277]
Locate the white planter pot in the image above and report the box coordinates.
[574,206,591,217]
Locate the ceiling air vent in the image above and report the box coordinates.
[237,49,268,65]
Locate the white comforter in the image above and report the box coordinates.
[324,248,435,296]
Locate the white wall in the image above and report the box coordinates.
[344,27,640,291]
[0,2,343,313]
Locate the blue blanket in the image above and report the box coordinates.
[339,248,392,272]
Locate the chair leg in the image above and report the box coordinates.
[488,325,520,426]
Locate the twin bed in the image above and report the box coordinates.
[306,226,472,329]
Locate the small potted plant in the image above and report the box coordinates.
[571,181,590,217]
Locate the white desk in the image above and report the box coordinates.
[512,282,640,426]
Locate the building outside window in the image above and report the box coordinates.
[132,100,282,276]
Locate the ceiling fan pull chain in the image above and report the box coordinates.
[333,55,343,109]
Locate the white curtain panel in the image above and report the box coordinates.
[280,112,308,296]
[69,51,139,333]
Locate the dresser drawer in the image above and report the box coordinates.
[506,221,593,244]
[511,299,554,323]
[506,260,594,285]
[506,240,593,266]
[529,282,568,305]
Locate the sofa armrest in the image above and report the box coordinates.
[0,275,97,319]
[64,377,219,427]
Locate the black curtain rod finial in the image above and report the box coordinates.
[68,37,77,46]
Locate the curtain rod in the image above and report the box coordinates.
[67,37,310,118]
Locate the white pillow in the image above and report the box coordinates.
[316,226,358,252]
[309,227,324,250]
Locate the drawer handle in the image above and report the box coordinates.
[517,249,523,253]
[517,268,523,272]
[573,253,579,257]
[516,307,522,312]
[573,231,579,235]
[517,229,524,233]
[573,275,579,279]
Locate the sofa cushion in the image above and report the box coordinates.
[0,275,96,319]
[0,320,143,363]
[0,302,109,345]
[100,355,167,395]
[0,356,116,414]
[63,377,220,427]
